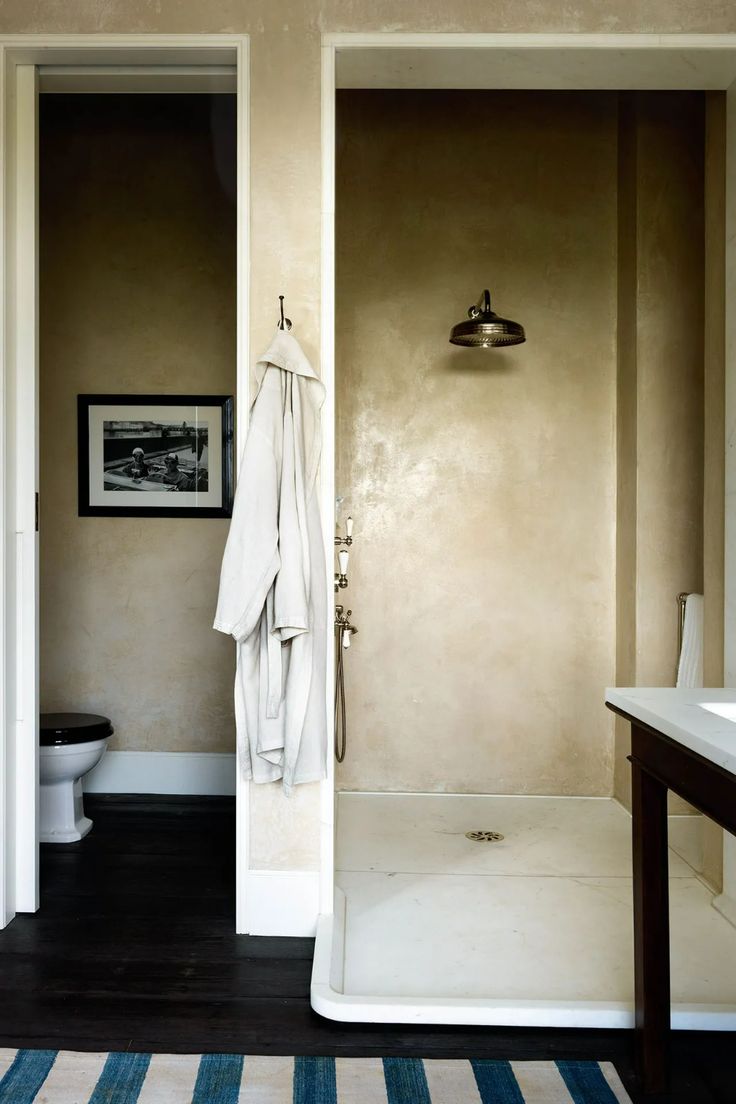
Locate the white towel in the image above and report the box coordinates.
[676,593,704,688]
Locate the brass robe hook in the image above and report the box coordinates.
[278,295,292,331]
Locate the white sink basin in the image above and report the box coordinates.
[700,702,736,723]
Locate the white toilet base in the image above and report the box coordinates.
[39,738,107,843]
[39,778,94,843]
[40,821,93,844]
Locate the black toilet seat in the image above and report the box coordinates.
[40,713,114,747]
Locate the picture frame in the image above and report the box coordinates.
[77,394,234,518]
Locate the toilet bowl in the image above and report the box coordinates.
[39,713,113,843]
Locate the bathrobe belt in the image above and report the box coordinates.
[266,590,282,719]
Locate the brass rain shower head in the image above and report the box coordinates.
[449,289,525,348]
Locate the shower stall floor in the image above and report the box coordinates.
[311,793,736,1028]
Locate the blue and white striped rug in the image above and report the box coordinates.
[0,1050,633,1103]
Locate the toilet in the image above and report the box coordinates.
[39,713,113,843]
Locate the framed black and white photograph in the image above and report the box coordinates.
[78,395,234,518]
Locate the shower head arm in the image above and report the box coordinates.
[468,289,492,319]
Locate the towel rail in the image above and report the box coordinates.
[677,592,690,655]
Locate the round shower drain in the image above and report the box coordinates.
[465,830,505,842]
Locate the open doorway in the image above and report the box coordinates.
[0,39,250,933]
[313,36,736,1030]
[35,89,237,919]
[324,84,736,1028]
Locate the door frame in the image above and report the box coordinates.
[318,29,736,942]
[0,34,250,930]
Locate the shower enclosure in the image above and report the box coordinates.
[312,81,736,1028]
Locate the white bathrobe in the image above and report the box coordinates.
[214,328,327,793]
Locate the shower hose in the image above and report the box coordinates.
[334,625,347,763]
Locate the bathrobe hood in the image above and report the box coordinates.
[254,328,325,495]
[254,327,325,391]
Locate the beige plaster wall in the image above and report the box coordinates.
[613,93,706,810]
[7,0,731,870]
[701,93,727,890]
[40,94,236,755]
[704,93,726,694]
[634,96,705,690]
[613,95,639,801]
[335,91,618,795]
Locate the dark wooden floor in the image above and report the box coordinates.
[0,795,733,1103]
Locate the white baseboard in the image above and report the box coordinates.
[83,750,236,796]
[241,870,320,936]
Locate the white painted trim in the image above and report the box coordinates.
[0,42,8,928]
[243,870,320,937]
[234,35,251,936]
[83,750,236,796]
[319,40,336,921]
[330,32,736,92]
[11,65,39,915]
[0,34,249,931]
[0,60,41,919]
[0,34,242,60]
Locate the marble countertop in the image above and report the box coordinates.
[605,687,736,778]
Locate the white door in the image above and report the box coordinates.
[1,61,40,924]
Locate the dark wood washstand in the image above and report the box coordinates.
[607,689,736,1095]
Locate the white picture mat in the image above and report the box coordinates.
[88,403,224,508]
